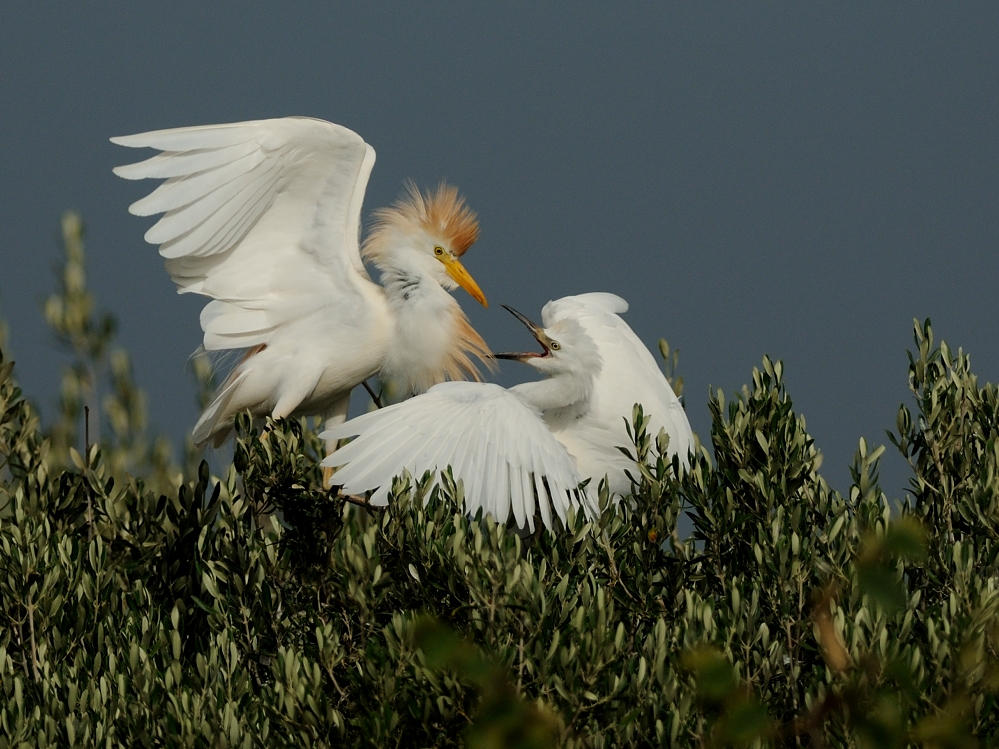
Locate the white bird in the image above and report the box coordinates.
[509,293,693,496]
[111,117,492,448]
[320,293,693,530]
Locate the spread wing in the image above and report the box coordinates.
[112,117,379,352]
[320,382,593,532]
[543,293,694,470]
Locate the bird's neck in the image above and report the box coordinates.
[378,253,445,306]
[511,372,593,416]
[376,261,475,398]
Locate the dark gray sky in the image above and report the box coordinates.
[2,4,997,496]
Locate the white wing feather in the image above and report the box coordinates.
[112,117,379,353]
[321,382,592,531]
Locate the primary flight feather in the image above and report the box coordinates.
[112,117,493,447]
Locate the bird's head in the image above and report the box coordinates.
[496,305,602,378]
[363,182,488,306]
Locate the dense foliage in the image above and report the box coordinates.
[0,215,996,747]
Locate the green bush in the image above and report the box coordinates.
[0,214,996,747]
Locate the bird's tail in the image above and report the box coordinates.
[192,370,248,448]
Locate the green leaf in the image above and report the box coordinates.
[858,565,906,613]
[883,517,928,561]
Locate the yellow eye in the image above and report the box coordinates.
[434,246,445,256]
[550,341,560,350]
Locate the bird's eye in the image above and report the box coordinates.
[434,246,445,256]
[550,341,560,350]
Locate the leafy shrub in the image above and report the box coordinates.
[0,214,996,747]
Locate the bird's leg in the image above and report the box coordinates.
[342,494,379,509]
[361,380,384,409]
[321,393,351,488]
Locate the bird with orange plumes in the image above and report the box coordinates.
[112,117,493,454]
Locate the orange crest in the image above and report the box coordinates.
[366,181,479,259]
[441,311,497,382]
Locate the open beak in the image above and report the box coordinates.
[494,305,552,361]
[442,257,488,307]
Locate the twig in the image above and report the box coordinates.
[598,531,639,603]
[517,635,525,691]
[785,619,799,714]
[14,617,28,680]
[84,406,94,542]
[922,427,954,542]
[28,602,40,682]
[782,691,842,747]
[323,662,348,700]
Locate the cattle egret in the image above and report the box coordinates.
[112,117,492,448]
[500,293,693,496]
[320,293,693,530]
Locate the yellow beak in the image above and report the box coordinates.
[442,256,488,307]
